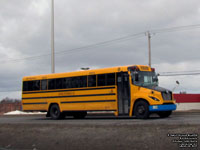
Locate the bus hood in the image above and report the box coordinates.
[146,86,172,93]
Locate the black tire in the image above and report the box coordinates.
[158,111,172,118]
[134,101,149,119]
[73,111,87,119]
[50,104,64,120]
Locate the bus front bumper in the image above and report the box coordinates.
[149,104,176,112]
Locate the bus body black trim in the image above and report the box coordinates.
[22,93,116,100]
[63,110,117,112]
[23,102,48,105]
[61,100,116,104]
[24,110,116,112]
[22,86,116,94]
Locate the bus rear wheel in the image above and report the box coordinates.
[157,111,172,118]
[50,104,64,119]
[134,101,149,119]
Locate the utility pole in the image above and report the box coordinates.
[51,0,55,73]
[146,31,151,67]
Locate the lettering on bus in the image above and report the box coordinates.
[58,91,74,96]
[140,66,150,71]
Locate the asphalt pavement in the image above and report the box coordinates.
[0,112,199,150]
[0,111,200,125]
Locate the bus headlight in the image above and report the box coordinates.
[149,96,160,101]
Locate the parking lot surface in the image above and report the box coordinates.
[0,112,199,150]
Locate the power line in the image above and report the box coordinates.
[0,32,145,63]
[151,24,200,34]
[159,69,200,74]
[159,72,200,76]
[158,68,200,76]
[1,23,200,64]
[53,33,145,55]
[4,53,51,63]
[0,90,21,93]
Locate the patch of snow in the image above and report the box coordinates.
[4,110,46,115]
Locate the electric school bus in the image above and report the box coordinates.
[22,65,176,119]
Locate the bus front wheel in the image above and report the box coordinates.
[134,101,149,119]
[50,104,64,119]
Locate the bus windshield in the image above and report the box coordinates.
[131,71,158,87]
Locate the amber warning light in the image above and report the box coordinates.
[130,66,139,71]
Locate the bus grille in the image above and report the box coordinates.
[162,91,172,100]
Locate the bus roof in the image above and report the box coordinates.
[23,65,151,81]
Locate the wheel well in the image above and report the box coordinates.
[132,99,149,115]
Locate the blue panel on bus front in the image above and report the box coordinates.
[149,104,177,112]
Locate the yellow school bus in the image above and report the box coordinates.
[22,65,176,119]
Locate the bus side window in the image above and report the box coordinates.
[80,76,87,87]
[41,80,47,90]
[98,74,106,86]
[55,78,62,89]
[63,78,72,89]
[88,75,96,87]
[106,73,115,86]
[71,77,78,88]
[48,79,55,90]
[34,80,40,91]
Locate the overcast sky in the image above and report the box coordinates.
[0,0,200,100]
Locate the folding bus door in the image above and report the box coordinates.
[117,72,130,116]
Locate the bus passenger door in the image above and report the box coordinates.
[117,72,130,116]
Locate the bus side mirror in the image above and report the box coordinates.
[153,76,158,82]
[172,80,180,92]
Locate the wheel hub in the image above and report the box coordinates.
[138,105,145,114]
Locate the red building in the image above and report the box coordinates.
[174,94,200,103]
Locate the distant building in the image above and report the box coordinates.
[0,98,22,115]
